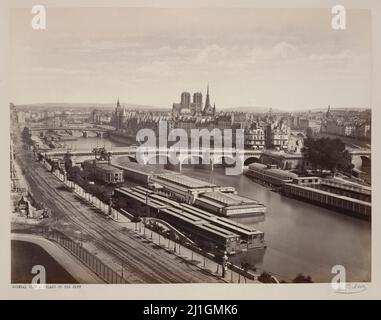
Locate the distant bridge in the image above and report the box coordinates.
[37,145,371,171]
[345,148,371,157]
[42,146,263,157]
[27,126,110,133]
[27,125,112,138]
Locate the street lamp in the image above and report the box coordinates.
[222,251,228,278]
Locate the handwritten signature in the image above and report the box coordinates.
[334,283,367,294]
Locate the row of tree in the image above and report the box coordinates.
[302,137,354,173]
[258,272,313,284]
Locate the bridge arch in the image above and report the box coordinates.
[179,154,208,166]
[214,154,237,166]
[244,156,261,166]
[351,154,371,170]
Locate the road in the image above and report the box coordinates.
[13,134,223,283]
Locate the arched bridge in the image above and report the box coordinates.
[27,126,110,132]
[40,146,371,162]
[40,147,264,167]
[26,125,111,138]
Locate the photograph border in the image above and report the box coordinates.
[0,0,380,300]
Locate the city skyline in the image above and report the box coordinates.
[10,8,371,110]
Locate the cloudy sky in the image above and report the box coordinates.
[10,7,371,110]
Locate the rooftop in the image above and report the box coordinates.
[285,183,372,206]
[96,163,123,172]
[85,160,123,172]
[248,163,299,180]
[157,173,218,189]
[113,161,176,176]
[200,191,259,206]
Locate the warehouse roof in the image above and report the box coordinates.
[157,173,218,189]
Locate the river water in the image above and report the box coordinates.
[61,136,371,283]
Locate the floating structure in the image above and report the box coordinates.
[194,191,266,217]
[246,163,298,186]
[149,173,236,205]
[282,183,371,219]
[114,161,266,217]
[112,186,265,254]
[246,163,371,219]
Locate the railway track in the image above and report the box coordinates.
[15,143,222,283]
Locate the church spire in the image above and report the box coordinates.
[326,105,332,118]
[205,83,210,109]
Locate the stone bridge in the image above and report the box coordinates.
[39,145,371,171]
[26,125,111,138]
[40,147,264,168]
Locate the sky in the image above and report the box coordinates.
[10,7,372,110]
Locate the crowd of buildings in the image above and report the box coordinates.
[107,88,302,151]
[321,106,371,139]
[13,91,371,153]
[107,89,370,151]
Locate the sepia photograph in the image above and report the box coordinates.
[2,0,381,302]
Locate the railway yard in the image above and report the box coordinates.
[11,134,224,283]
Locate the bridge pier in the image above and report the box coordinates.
[82,131,88,138]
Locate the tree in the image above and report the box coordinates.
[302,137,354,173]
[63,152,74,172]
[67,165,81,182]
[293,273,314,283]
[258,272,277,283]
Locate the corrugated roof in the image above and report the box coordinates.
[157,173,217,189]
